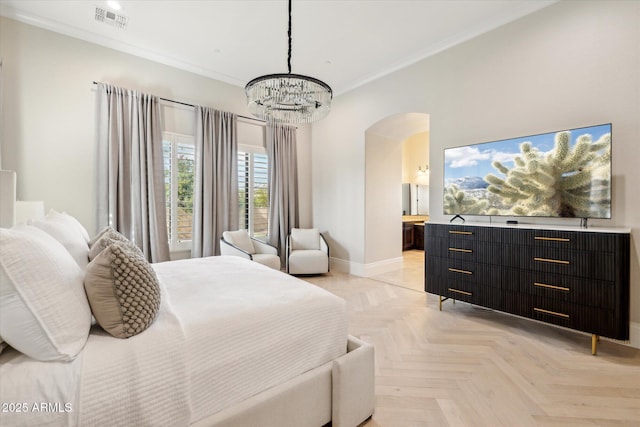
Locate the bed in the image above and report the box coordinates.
[0,209,374,427]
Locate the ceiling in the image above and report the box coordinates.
[0,0,556,96]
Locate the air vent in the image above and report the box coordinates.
[95,7,128,29]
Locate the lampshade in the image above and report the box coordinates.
[245,0,332,124]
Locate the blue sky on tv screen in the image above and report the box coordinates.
[444,124,611,182]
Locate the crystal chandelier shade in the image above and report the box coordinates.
[245,0,332,124]
[246,73,332,124]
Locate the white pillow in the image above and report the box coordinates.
[224,230,255,254]
[29,210,90,269]
[0,226,92,361]
[291,228,320,250]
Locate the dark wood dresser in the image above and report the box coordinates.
[424,222,630,354]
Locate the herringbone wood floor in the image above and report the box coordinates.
[304,251,640,427]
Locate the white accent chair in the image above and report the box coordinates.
[220,230,281,270]
[286,228,329,275]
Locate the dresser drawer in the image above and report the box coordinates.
[427,224,498,242]
[502,293,616,337]
[502,269,615,309]
[503,245,615,280]
[529,297,618,338]
[426,257,501,286]
[438,282,502,310]
[502,291,533,318]
[502,228,617,252]
[428,237,504,264]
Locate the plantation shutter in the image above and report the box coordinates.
[237,149,269,240]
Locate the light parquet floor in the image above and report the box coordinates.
[304,251,640,427]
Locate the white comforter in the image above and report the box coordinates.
[0,256,347,426]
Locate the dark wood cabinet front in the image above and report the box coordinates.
[414,224,424,250]
[403,222,425,251]
[402,223,414,250]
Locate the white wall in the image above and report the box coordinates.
[0,16,313,235]
[402,131,430,215]
[312,1,640,343]
[364,132,402,267]
[402,132,429,187]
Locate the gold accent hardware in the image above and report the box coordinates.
[534,257,570,265]
[534,307,569,318]
[592,334,599,356]
[533,282,570,292]
[449,231,472,235]
[448,288,472,296]
[534,236,570,242]
[448,268,473,275]
[449,248,472,253]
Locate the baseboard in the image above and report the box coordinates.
[329,257,403,277]
[329,257,357,275]
[361,257,403,277]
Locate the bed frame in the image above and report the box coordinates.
[193,335,375,427]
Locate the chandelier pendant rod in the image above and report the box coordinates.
[287,0,292,74]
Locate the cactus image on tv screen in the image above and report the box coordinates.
[444,123,611,218]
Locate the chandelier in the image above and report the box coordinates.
[245,0,332,124]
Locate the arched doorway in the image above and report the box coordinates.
[364,113,430,283]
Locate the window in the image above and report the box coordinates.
[163,132,195,250]
[238,146,269,240]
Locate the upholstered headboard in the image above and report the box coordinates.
[0,170,45,227]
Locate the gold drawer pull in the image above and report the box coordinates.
[448,268,473,275]
[448,288,472,296]
[534,257,570,265]
[449,248,472,253]
[533,282,570,292]
[449,230,472,235]
[534,307,569,318]
[535,236,570,242]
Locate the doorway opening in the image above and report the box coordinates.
[364,112,429,292]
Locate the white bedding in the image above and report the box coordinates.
[0,256,347,427]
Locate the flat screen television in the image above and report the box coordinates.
[443,123,611,219]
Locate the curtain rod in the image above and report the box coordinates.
[92,81,266,125]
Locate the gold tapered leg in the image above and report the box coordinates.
[592,334,599,355]
[439,296,453,311]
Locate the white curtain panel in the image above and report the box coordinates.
[266,124,299,266]
[95,83,170,262]
[192,107,238,257]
